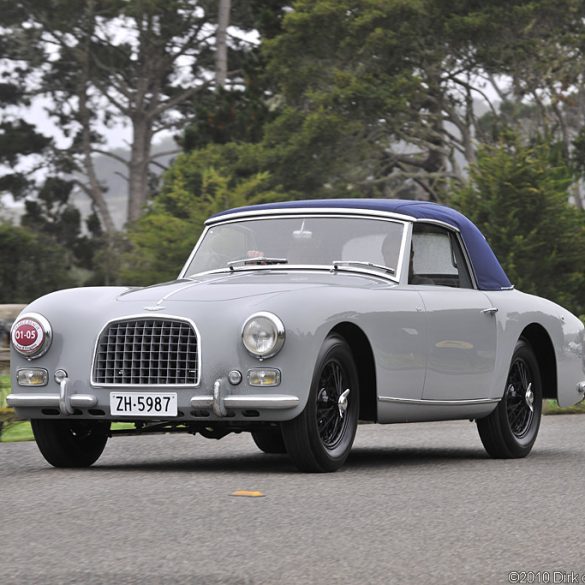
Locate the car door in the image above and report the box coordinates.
[408,223,498,401]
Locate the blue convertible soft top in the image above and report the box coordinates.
[212,199,512,291]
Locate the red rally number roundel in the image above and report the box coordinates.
[12,319,45,354]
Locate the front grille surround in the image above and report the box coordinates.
[91,316,201,387]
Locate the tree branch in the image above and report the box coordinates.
[92,148,129,166]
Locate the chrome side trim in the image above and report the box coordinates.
[190,394,300,410]
[90,313,202,388]
[7,393,98,409]
[379,396,500,406]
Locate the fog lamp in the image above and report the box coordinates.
[17,368,49,387]
[247,368,281,387]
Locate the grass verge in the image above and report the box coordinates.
[543,399,585,415]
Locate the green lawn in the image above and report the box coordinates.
[1,421,33,442]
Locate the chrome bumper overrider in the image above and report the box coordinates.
[7,377,299,417]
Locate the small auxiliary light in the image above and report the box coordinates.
[247,368,281,387]
[17,368,48,387]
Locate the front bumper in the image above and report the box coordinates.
[7,377,300,418]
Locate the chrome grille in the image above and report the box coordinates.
[93,318,199,385]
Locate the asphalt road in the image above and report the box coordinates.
[1,416,585,585]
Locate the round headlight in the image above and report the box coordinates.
[11,313,52,359]
[242,312,285,359]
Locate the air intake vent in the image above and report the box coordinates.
[93,318,199,386]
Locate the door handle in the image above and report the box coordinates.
[481,307,498,315]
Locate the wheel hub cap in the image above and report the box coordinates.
[338,389,350,418]
[525,383,534,413]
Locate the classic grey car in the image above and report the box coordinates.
[8,199,585,472]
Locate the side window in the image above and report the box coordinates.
[409,224,473,288]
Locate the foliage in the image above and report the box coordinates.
[121,149,282,285]
[3,0,585,293]
[452,137,585,315]
[0,223,76,303]
[0,0,270,229]
[0,375,9,408]
[21,176,102,268]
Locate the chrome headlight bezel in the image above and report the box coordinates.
[241,312,285,359]
[10,313,53,359]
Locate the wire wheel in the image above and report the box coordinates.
[505,357,536,439]
[316,360,351,450]
[281,334,359,472]
[476,338,542,459]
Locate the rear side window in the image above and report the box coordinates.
[409,224,473,288]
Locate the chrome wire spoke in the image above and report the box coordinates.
[332,363,343,395]
[506,357,535,438]
[316,360,349,448]
[518,360,529,392]
[322,413,342,443]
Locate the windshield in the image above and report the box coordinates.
[183,216,405,277]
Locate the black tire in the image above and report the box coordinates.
[282,334,359,472]
[251,429,287,454]
[31,419,110,468]
[477,339,542,458]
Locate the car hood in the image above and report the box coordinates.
[116,270,392,304]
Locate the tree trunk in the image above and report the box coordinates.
[127,114,153,224]
[216,0,232,89]
[78,0,116,235]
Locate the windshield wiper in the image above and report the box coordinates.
[332,260,395,276]
[227,257,288,270]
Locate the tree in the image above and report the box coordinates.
[231,0,585,203]
[254,0,497,200]
[0,0,264,230]
[0,80,53,200]
[466,0,585,209]
[0,223,76,303]
[452,137,585,315]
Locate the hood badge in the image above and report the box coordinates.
[144,305,165,311]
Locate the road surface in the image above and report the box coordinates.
[1,416,584,584]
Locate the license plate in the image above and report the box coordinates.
[110,392,178,417]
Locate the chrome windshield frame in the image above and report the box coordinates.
[178,211,411,284]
